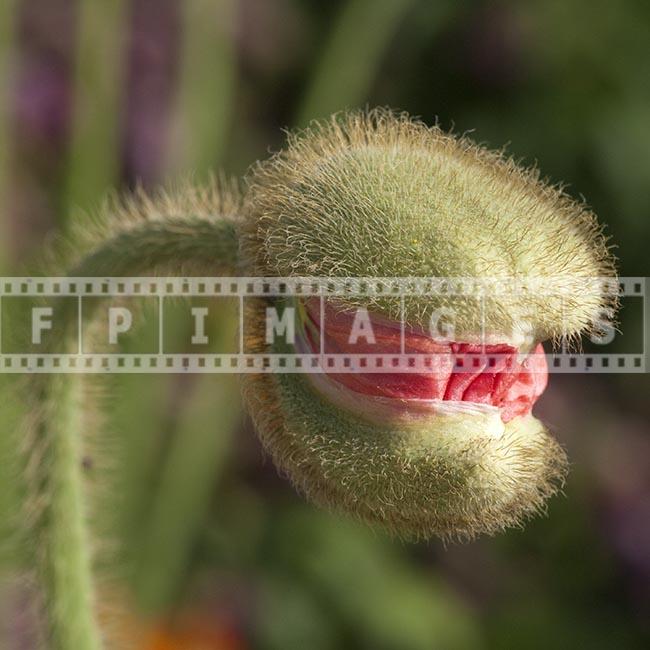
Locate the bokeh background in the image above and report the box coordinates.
[1,0,649,648]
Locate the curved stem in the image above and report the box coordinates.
[27,215,240,650]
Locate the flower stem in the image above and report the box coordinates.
[37,374,102,650]
[26,211,240,649]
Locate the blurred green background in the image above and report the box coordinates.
[0,0,649,648]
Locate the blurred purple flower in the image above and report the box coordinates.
[13,59,70,143]
[122,0,181,187]
[12,0,74,143]
[463,3,528,87]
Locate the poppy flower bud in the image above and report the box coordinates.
[241,109,616,540]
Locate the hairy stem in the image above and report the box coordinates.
[36,374,101,650]
[27,215,239,650]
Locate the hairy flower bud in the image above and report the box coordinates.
[240,109,616,540]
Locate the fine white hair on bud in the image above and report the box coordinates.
[240,108,617,540]
[242,108,616,343]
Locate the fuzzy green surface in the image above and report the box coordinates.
[242,109,616,342]
[241,299,567,541]
[243,368,567,541]
[23,179,243,649]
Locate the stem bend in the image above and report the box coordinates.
[27,212,240,650]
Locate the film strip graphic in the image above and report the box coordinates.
[0,276,645,374]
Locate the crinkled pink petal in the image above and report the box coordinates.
[302,299,548,422]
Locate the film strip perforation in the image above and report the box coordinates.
[0,276,643,297]
[0,353,644,374]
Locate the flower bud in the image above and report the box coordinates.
[241,109,616,540]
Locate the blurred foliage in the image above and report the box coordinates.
[1,0,649,648]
